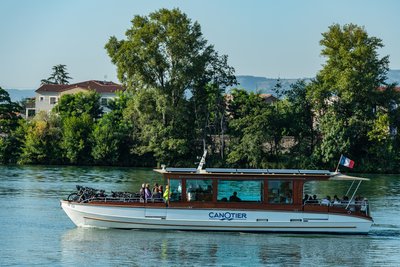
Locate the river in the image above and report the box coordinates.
[0,166,399,266]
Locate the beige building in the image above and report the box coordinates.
[26,80,124,117]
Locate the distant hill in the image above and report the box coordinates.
[233,69,400,94]
[233,76,309,94]
[4,70,399,102]
[5,89,36,102]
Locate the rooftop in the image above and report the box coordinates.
[36,80,124,93]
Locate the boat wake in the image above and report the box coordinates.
[370,223,400,237]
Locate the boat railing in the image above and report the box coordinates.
[303,200,370,216]
[68,196,165,204]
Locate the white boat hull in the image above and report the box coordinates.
[61,201,372,234]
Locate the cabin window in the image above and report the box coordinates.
[217,180,263,202]
[169,179,182,202]
[186,179,213,202]
[268,180,293,204]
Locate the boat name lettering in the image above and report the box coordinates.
[208,212,247,221]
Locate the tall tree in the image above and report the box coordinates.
[0,86,23,164]
[307,23,396,168]
[105,8,235,165]
[41,64,72,85]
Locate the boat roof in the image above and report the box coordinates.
[154,168,369,181]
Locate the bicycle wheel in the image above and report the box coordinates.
[67,193,80,202]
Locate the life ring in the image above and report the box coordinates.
[347,210,352,214]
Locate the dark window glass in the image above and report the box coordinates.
[268,180,293,204]
[169,179,182,202]
[186,179,213,202]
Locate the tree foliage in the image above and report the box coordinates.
[55,91,102,119]
[41,64,72,85]
[3,17,400,173]
[19,112,62,164]
[92,93,134,165]
[0,86,23,164]
[106,8,236,165]
[61,114,93,164]
[308,23,397,168]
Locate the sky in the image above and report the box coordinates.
[1,0,399,89]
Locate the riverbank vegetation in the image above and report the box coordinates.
[0,9,399,173]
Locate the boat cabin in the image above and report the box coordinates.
[156,168,371,218]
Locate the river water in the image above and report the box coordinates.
[0,166,399,266]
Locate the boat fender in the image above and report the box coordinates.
[347,210,352,214]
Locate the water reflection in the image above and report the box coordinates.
[61,228,398,266]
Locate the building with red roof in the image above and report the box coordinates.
[26,80,125,117]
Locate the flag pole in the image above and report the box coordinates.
[335,155,342,173]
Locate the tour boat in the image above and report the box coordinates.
[61,159,373,234]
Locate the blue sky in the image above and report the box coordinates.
[1,0,399,89]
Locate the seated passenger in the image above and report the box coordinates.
[321,196,331,206]
[308,194,318,204]
[333,195,341,205]
[229,191,241,202]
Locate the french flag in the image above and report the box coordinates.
[339,155,355,169]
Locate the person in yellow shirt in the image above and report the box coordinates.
[163,185,169,202]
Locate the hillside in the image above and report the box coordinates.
[4,70,399,102]
[233,69,400,94]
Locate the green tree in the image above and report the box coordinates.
[308,23,396,168]
[284,80,315,167]
[41,64,72,85]
[19,112,63,164]
[61,114,93,164]
[92,92,135,165]
[226,89,282,168]
[106,8,235,165]
[55,91,102,119]
[0,86,23,164]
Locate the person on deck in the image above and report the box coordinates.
[139,183,145,199]
[144,183,152,201]
[152,183,159,195]
[163,185,170,202]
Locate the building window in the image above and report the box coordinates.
[39,96,44,102]
[100,98,108,106]
[186,179,213,202]
[49,97,57,105]
[268,180,293,204]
